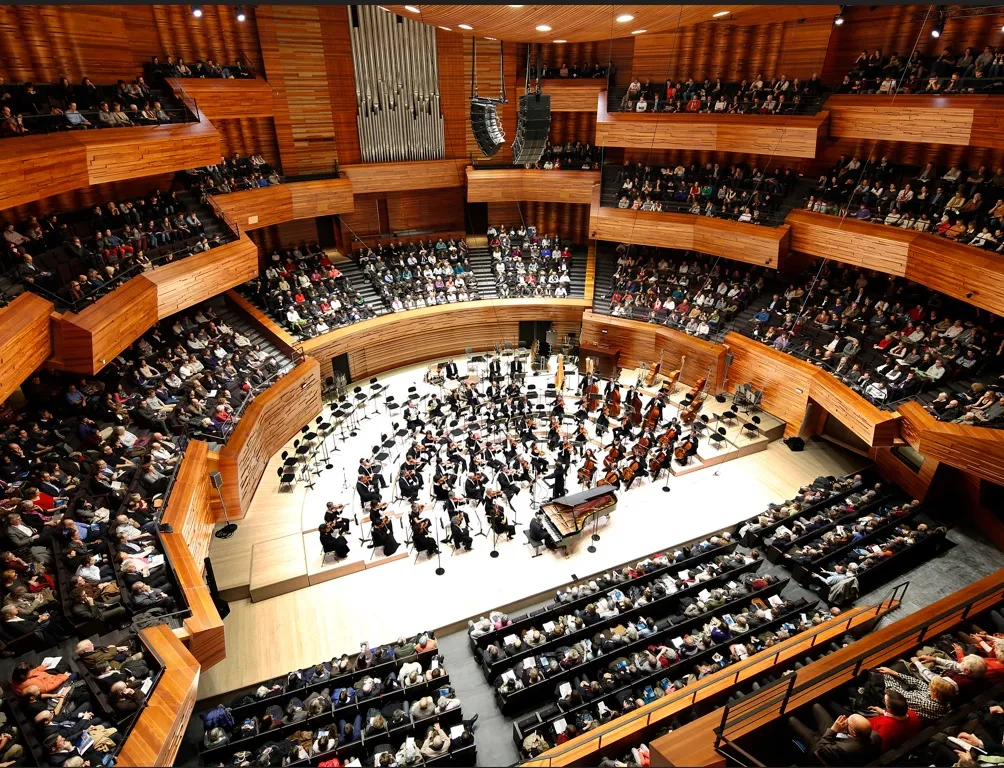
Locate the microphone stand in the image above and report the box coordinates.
[434,518,445,576]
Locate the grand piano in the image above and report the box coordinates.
[540,486,617,552]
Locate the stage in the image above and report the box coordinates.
[200,355,867,700]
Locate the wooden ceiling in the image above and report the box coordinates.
[383,4,839,42]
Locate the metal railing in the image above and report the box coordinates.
[515,586,905,767]
[712,577,1004,765]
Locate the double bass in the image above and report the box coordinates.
[660,355,686,396]
[585,379,601,412]
[607,386,622,419]
[644,355,663,388]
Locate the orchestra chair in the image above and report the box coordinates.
[709,426,728,449]
[720,406,740,426]
[524,528,546,558]
[441,517,461,555]
[742,415,762,442]
[277,465,297,492]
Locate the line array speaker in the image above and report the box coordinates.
[512,93,551,166]
[470,97,505,158]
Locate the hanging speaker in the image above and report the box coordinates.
[512,93,551,165]
[470,97,505,158]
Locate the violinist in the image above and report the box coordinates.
[446,441,467,473]
[520,416,537,448]
[432,467,453,501]
[398,467,421,501]
[318,520,350,560]
[356,473,382,506]
[421,430,439,454]
[550,395,565,419]
[486,490,515,540]
[323,502,351,534]
[556,439,572,470]
[547,418,562,452]
[498,466,522,499]
[595,405,611,439]
[359,457,386,488]
[503,433,520,463]
[450,509,474,551]
[409,504,439,557]
[572,422,589,457]
[406,441,429,472]
[369,509,400,556]
[530,443,550,474]
[464,472,485,503]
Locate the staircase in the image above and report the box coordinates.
[567,246,587,298]
[466,245,499,299]
[329,252,389,316]
[590,245,618,314]
[175,189,234,244]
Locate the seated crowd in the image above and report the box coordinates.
[616,72,825,114]
[245,243,376,339]
[0,74,182,137]
[838,44,1004,95]
[784,608,1004,766]
[488,224,574,299]
[612,159,795,224]
[146,55,255,84]
[1,187,224,308]
[356,237,482,312]
[532,60,612,80]
[605,244,766,339]
[185,153,281,200]
[806,154,1004,253]
[523,140,600,171]
[746,260,1004,412]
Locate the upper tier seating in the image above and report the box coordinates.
[487,224,575,299]
[184,154,282,199]
[613,73,826,114]
[840,45,1004,94]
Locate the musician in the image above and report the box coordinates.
[577,371,597,396]
[486,493,515,540]
[403,402,424,431]
[421,430,439,454]
[464,472,485,504]
[446,441,467,473]
[406,442,429,473]
[427,395,444,419]
[528,511,558,551]
[409,504,439,557]
[498,466,522,499]
[464,383,479,409]
[450,510,474,551]
[557,439,572,469]
[545,462,567,500]
[444,359,459,380]
[550,396,565,419]
[356,473,381,506]
[675,433,700,465]
[595,406,611,439]
[432,467,453,501]
[318,520,350,559]
[488,356,502,383]
[613,408,636,441]
[359,458,387,488]
[323,502,351,534]
[578,449,597,488]
[530,444,549,474]
[573,423,589,457]
[370,510,400,555]
[509,356,523,380]
[547,419,561,452]
[398,468,421,501]
[520,417,536,448]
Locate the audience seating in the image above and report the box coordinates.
[145,55,255,85]
[487,224,575,299]
[184,154,282,199]
[839,45,1004,95]
[515,139,600,171]
[612,73,826,114]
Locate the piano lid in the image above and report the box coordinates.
[550,485,618,508]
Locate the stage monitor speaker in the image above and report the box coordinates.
[210,471,223,489]
[512,93,551,165]
[470,97,505,158]
[784,436,805,452]
[203,556,231,620]
[545,330,558,346]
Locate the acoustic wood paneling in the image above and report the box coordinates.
[786,210,1004,316]
[549,111,597,146]
[542,81,605,112]
[167,77,274,121]
[870,445,941,503]
[595,92,828,158]
[301,299,590,380]
[631,16,833,83]
[437,27,471,161]
[0,293,54,402]
[724,332,900,445]
[385,188,466,234]
[319,5,362,166]
[142,236,259,318]
[341,160,469,194]
[898,401,1004,488]
[580,311,726,392]
[826,95,1004,150]
[467,168,600,204]
[248,220,321,257]
[216,358,322,517]
[211,116,282,170]
[520,202,592,244]
[254,6,338,175]
[0,121,220,210]
[209,179,355,231]
[115,625,201,768]
[160,440,215,569]
[590,184,789,268]
[530,38,635,85]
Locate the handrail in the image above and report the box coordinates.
[519,588,904,767]
[171,79,202,123]
[210,352,303,444]
[208,195,241,238]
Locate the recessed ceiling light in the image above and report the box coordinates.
[616,13,634,22]
[713,10,729,17]
[404,5,420,12]
[535,24,551,31]
[458,23,473,29]
[509,4,523,7]
[485,36,497,40]
[631,29,646,34]
[553,39,567,43]
[438,25,451,30]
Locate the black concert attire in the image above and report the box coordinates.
[319,523,350,558]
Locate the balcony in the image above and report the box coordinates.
[209,177,355,230]
[466,167,600,204]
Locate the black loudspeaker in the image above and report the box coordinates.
[210,471,223,489]
[203,557,231,620]
[784,436,806,452]
[725,352,734,366]
[512,93,551,165]
[470,97,505,157]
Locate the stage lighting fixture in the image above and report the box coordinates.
[235,6,246,22]
[191,4,203,17]
[470,97,505,158]
[512,92,551,165]
[834,5,846,25]
[931,7,946,37]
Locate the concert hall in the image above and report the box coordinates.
[2,2,1004,766]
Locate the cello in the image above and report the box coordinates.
[657,423,679,448]
[674,435,696,465]
[620,457,641,488]
[599,467,620,487]
[577,450,597,488]
[660,355,686,396]
[603,441,622,469]
[607,385,622,419]
[649,448,668,478]
[643,398,663,432]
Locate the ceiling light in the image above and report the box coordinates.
[535,24,551,31]
[234,6,246,22]
[713,10,729,17]
[458,23,473,29]
[834,14,844,24]
[485,36,497,40]
[833,4,845,24]
[631,29,646,34]
[191,5,202,17]
[616,13,634,22]
[438,25,451,30]
[404,5,420,12]
[553,39,567,43]
[509,4,523,7]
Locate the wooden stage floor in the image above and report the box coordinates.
[200,357,866,700]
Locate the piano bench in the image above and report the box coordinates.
[525,530,545,558]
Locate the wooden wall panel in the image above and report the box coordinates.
[533,39,636,86]
[905,237,1004,318]
[248,220,321,256]
[167,77,273,121]
[786,210,911,276]
[319,5,362,166]
[520,202,592,244]
[590,186,789,268]
[209,179,354,231]
[580,311,727,392]
[0,174,175,226]
[543,81,605,113]
[302,299,590,380]
[211,117,282,170]
[385,188,466,234]
[341,160,469,194]
[0,293,54,402]
[549,111,597,146]
[870,445,941,503]
[826,95,1004,150]
[437,28,470,161]
[467,169,600,204]
[216,358,323,517]
[898,402,1004,488]
[631,17,832,83]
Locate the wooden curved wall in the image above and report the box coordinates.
[341,160,469,194]
[542,81,606,112]
[0,294,54,403]
[467,168,600,204]
[898,401,1004,488]
[167,77,275,121]
[786,210,1004,316]
[209,178,355,231]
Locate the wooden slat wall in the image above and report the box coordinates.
[0,293,54,402]
[115,625,201,768]
[214,358,323,518]
[466,168,599,204]
[341,160,469,194]
[167,77,274,121]
[209,179,355,231]
[0,174,176,225]
[870,445,941,503]
[160,440,215,578]
[0,121,220,210]
[542,81,606,113]
[580,310,727,392]
[520,202,592,245]
[248,220,321,256]
[590,184,789,268]
[318,6,362,165]
[437,27,470,161]
[211,117,282,170]
[549,111,597,145]
[0,4,263,83]
[631,16,833,83]
[301,298,590,380]
[898,402,1004,487]
[386,188,467,234]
